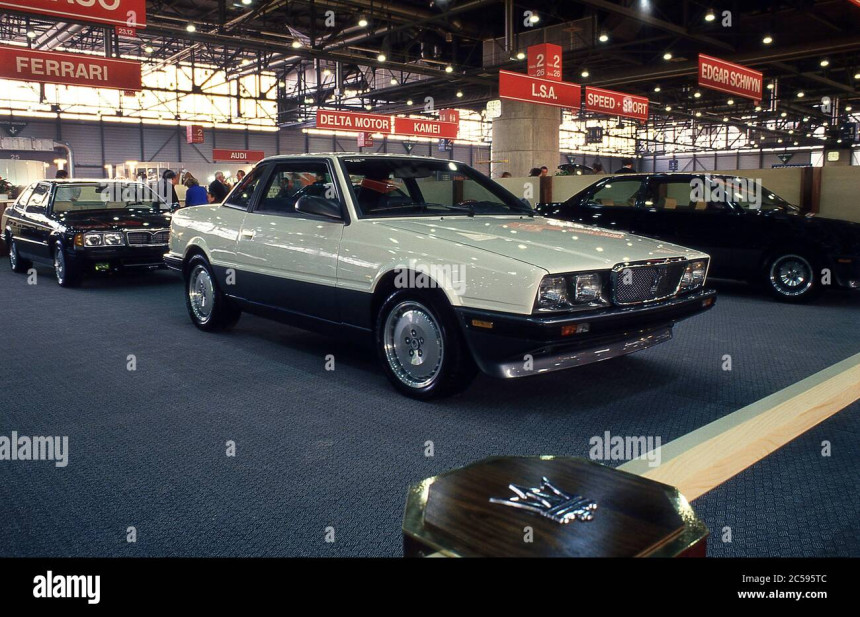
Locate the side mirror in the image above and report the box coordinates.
[295,195,341,220]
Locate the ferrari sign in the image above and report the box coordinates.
[498,70,581,109]
[0,45,141,91]
[698,54,763,103]
[584,86,649,121]
[0,0,147,28]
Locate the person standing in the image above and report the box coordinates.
[156,170,180,208]
[184,175,209,207]
[236,169,246,183]
[208,171,229,203]
[614,159,636,173]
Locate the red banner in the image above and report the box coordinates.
[394,117,458,139]
[499,70,581,109]
[698,54,763,103]
[0,0,146,28]
[584,86,649,121]
[186,125,204,144]
[438,109,459,124]
[316,109,392,133]
[527,43,563,81]
[212,149,265,163]
[0,45,141,91]
[115,25,137,38]
[356,132,373,148]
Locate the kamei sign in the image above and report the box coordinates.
[0,0,147,28]
[393,117,458,139]
[698,54,763,103]
[584,86,649,121]
[498,70,581,108]
[0,45,141,91]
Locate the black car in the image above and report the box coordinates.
[3,179,172,287]
[538,173,860,302]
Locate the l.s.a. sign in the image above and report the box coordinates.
[698,54,763,103]
[0,0,147,28]
[0,45,141,91]
[498,70,581,109]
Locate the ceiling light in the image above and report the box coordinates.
[456,90,463,98]
[780,111,787,117]
[406,99,413,105]
[365,104,372,110]
[803,116,809,121]
[390,77,397,85]
[794,141,799,145]
[26,30,36,39]
[654,85,661,92]
[755,105,762,111]
[665,105,672,112]
[579,69,589,78]
[846,105,853,112]
[723,117,729,122]
[144,45,154,54]
[322,68,331,76]
[797,91,804,98]
[529,14,540,23]
[727,98,734,105]
[762,35,773,44]
[778,138,784,143]
[855,72,860,80]
[704,9,716,22]
[186,23,196,33]
[377,53,386,62]
[516,51,526,60]
[292,41,302,48]
[241,0,252,4]
[789,130,794,134]
[358,17,368,27]
[820,58,829,67]
[766,83,774,90]
[695,111,702,117]
[806,133,811,137]
[598,32,609,43]
[445,65,453,73]
[693,91,701,98]
[663,52,673,60]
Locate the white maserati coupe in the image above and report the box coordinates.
[165,154,715,399]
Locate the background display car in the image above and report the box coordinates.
[3,179,171,287]
[165,154,716,399]
[538,173,860,302]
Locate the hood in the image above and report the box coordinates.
[57,209,172,231]
[373,216,705,274]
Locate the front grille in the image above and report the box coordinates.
[126,230,169,245]
[612,260,687,305]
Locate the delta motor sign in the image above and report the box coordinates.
[698,54,763,103]
[0,45,141,91]
[584,86,649,122]
[0,0,147,28]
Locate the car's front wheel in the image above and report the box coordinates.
[765,253,820,302]
[54,241,82,287]
[375,292,476,400]
[184,255,241,331]
[8,237,30,274]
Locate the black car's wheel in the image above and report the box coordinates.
[375,291,476,400]
[765,253,820,302]
[8,237,30,274]
[54,241,83,287]
[184,255,241,331]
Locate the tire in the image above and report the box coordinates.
[184,255,241,331]
[375,291,477,400]
[8,237,30,274]
[764,252,820,302]
[54,241,83,287]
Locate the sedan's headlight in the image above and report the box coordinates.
[679,260,708,291]
[83,233,103,247]
[103,232,124,246]
[535,273,610,313]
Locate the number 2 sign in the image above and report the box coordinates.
[528,43,563,81]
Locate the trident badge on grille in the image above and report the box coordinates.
[489,477,597,524]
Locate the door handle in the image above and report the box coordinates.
[240,229,255,240]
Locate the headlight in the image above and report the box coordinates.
[535,273,610,313]
[680,260,708,291]
[103,232,124,246]
[83,233,103,247]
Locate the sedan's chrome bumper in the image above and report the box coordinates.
[497,326,673,378]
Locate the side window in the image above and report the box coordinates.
[587,179,642,207]
[26,184,50,213]
[648,179,728,212]
[224,167,265,210]
[255,161,339,215]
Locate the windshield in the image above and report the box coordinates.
[340,157,533,218]
[52,182,167,213]
[711,177,798,212]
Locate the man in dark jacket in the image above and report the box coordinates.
[614,159,636,173]
[208,171,229,203]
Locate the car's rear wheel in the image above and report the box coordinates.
[765,253,819,302]
[375,291,476,400]
[184,255,241,331]
[54,241,82,287]
[8,237,30,274]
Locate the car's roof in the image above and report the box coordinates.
[602,172,751,178]
[38,178,150,184]
[259,152,465,164]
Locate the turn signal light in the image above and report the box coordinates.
[561,323,590,336]
[471,319,493,329]
[74,233,84,247]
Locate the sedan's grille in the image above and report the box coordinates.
[612,260,687,305]
[127,230,169,245]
